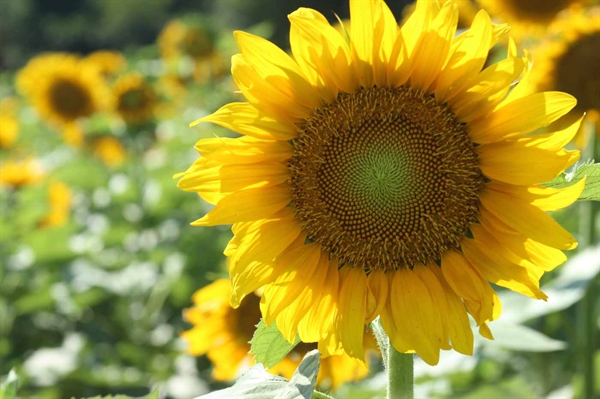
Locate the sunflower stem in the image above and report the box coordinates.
[387,342,414,399]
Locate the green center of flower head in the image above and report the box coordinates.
[50,78,92,119]
[182,27,214,58]
[289,86,484,271]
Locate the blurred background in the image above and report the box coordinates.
[0,0,598,398]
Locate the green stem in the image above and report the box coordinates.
[387,344,414,399]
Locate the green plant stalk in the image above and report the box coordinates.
[387,344,414,399]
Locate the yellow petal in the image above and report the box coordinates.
[479,323,494,340]
[365,269,388,323]
[195,136,293,164]
[477,141,578,186]
[191,102,298,141]
[435,10,492,102]
[469,92,577,144]
[462,231,546,300]
[487,178,586,211]
[515,115,584,151]
[480,189,578,250]
[389,267,441,366]
[234,30,321,110]
[192,185,290,226]
[288,9,358,94]
[262,243,321,324]
[413,264,450,350]
[298,258,340,342]
[232,54,313,120]
[410,1,458,92]
[349,0,377,87]
[336,266,367,360]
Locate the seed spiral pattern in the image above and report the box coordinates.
[289,86,484,271]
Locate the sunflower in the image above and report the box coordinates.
[85,50,126,76]
[0,157,44,188]
[476,0,588,40]
[113,73,157,125]
[158,18,227,83]
[91,135,126,167]
[0,97,19,148]
[16,53,111,127]
[524,6,600,148]
[182,278,375,389]
[39,181,72,227]
[177,0,583,366]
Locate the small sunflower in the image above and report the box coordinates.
[17,53,111,126]
[85,50,126,76]
[113,73,157,125]
[0,157,44,188]
[524,6,600,147]
[0,97,19,148]
[39,181,72,228]
[476,0,588,40]
[178,0,583,366]
[91,135,126,167]
[158,18,227,83]
[182,278,375,389]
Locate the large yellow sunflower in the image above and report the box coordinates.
[177,0,583,366]
[113,73,158,125]
[182,278,375,389]
[476,0,588,40]
[523,6,600,147]
[16,53,111,126]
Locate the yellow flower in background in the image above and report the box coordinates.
[158,18,228,83]
[85,50,127,76]
[476,0,588,40]
[0,157,44,188]
[113,73,157,125]
[178,0,583,366]
[182,279,375,389]
[17,53,111,127]
[524,6,600,148]
[39,181,72,228]
[91,135,126,167]
[0,98,19,148]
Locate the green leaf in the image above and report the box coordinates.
[249,319,301,368]
[275,350,321,399]
[0,369,18,399]
[543,160,600,201]
[196,351,321,399]
[484,322,567,352]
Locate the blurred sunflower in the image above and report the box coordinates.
[476,0,588,40]
[85,50,127,76]
[0,157,44,188]
[113,73,157,125]
[182,278,375,389]
[524,6,600,148]
[16,53,111,127]
[158,18,227,83]
[178,0,583,366]
[0,97,19,148]
[91,135,126,167]
[39,181,72,227]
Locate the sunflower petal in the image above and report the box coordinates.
[336,266,367,360]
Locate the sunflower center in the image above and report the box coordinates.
[182,28,214,58]
[237,292,263,341]
[49,79,92,120]
[555,32,600,112]
[119,88,149,111]
[289,86,484,271]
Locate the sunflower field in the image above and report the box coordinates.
[1,1,599,399]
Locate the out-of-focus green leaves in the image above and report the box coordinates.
[0,369,19,399]
[77,390,159,399]
[543,160,600,201]
[249,320,301,369]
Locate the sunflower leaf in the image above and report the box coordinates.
[275,350,321,399]
[543,160,600,201]
[0,369,19,399]
[249,319,301,369]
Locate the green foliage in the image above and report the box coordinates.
[198,350,321,399]
[249,320,301,369]
[0,369,18,399]
[543,160,600,201]
[76,389,159,399]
